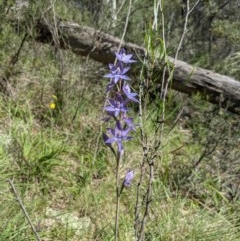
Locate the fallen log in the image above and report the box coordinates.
[36,20,240,114]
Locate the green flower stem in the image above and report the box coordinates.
[114,151,122,241]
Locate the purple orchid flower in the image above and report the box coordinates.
[104,94,129,117]
[123,117,138,131]
[104,62,130,84]
[104,121,132,153]
[115,49,137,64]
[123,169,134,187]
[122,83,139,103]
[103,49,138,157]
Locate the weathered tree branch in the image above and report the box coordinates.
[36,20,240,114]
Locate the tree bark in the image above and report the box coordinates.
[36,20,240,114]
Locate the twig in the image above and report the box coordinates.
[116,0,127,15]
[135,1,200,240]
[112,0,117,28]
[138,159,154,241]
[174,0,200,64]
[8,179,42,241]
[134,41,148,238]
[116,0,132,59]
[160,0,199,147]
[159,0,169,146]
[134,143,148,238]
[10,32,28,66]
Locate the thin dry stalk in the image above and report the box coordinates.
[134,44,148,238]
[8,179,42,241]
[135,1,200,240]
[174,0,200,63]
[138,158,154,241]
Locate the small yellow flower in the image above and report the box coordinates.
[49,95,57,109]
[49,102,56,109]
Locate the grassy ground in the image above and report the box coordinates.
[1,48,240,240]
[1,1,240,241]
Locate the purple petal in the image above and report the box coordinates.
[115,121,122,130]
[113,76,121,84]
[103,133,117,156]
[124,117,133,125]
[123,84,139,102]
[120,75,131,81]
[124,170,134,187]
[109,63,115,69]
[122,67,131,74]
[104,73,114,78]
[115,49,137,63]
[103,132,110,142]
[108,128,115,136]
[123,117,138,131]
[122,127,131,137]
[117,140,124,153]
[123,84,131,92]
[105,137,117,144]
[104,106,116,112]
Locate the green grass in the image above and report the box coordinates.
[1,51,240,240]
[1,1,240,240]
